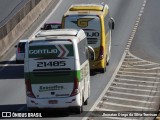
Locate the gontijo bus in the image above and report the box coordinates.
[62,3,115,73]
[24,29,95,113]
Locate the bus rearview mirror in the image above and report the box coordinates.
[88,46,95,61]
[110,17,115,30]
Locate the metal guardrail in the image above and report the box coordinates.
[0,0,41,40]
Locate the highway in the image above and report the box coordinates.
[130,0,160,63]
[0,0,159,120]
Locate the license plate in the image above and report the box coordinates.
[48,100,58,104]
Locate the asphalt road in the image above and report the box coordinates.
[0,0,28,26]
[130,0,160,64]
[0,0,147,119]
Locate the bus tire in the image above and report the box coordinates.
[75,103,83,114]
[107,61,109,66]
[16,60,19,64]
[106,55,109,66]
[75,105,83,114]
[84,98,88,105]
[75,95,83,114]
[99,67,106,73]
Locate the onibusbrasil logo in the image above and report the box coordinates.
[1,112,42,118]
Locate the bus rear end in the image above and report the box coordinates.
[62,14,106,72]
[24,39,81,110]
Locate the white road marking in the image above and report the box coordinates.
[105,96,156,104]
[135,23,139,26]
[132,29,136,32]
[102,102,155,110]
[82,48,127,120]
[125,48,129,51]
[107,91,160,98]
[130,34,135,37]
[142,4,146,7]
[120,67,160,71]
[110,86,160,93]
[117,74,159,79]
[95,107,116,111]
[118,71,159,75]
[112,82,159,88]
[138,14,142,17]
[132,63,157,66]
[128,39,132,42]
[115,78,160,84]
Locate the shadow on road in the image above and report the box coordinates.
[0,104,90,118]
[0,63,24,79]
[0,104,70,117]
[0,104,26,111]
[0,60,16,65]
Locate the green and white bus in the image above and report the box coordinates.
[24,29,95,113]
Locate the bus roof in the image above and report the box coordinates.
[35,29,80,37]
[29,37,73,45]
[65,4,109,16]
[29,29,86,44]
[69,4,108,11]
[70,6,103,11]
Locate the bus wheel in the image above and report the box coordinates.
[99,67,106,73]
[75,106,83,114]
[75,105,83,114]
[106,55,109,66]
[84,98,88,105]
[75,97,83,114]
[107,61,109,66]
[16,60,19,64]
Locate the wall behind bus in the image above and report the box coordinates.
[0,0,55,57]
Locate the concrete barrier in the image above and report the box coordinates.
[0,0,54,57]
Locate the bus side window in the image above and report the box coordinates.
[78,39,88,65]
[85,38,89,59]
[104,14,110,33]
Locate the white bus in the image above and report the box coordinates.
[24,29,95,113]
